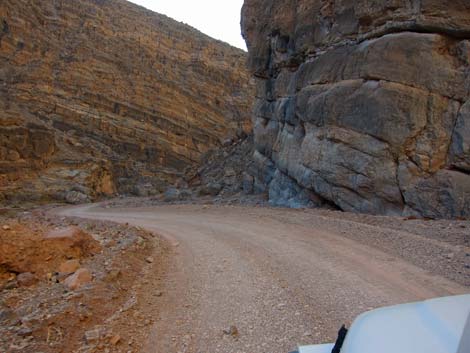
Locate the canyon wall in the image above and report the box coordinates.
[242,0,470,218]
[0,0,253,204]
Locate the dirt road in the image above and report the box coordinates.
[60,204,469,353]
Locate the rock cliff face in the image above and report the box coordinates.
[242,0,470,218]
[0,0,253,204]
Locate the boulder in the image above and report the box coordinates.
[199,182,223,197]
[0,224,100,279]
[164,187,181,202]
[44,226,102,257]
[179,189,193,200]
[17,272,38,287]
[398,163,470,219]
[64,268,93,290]
[17,327,33,337]
[58,259,81,274]
[65,191,90,205]
[133,183,158,197]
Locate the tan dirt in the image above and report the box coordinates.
[59,203,469,353]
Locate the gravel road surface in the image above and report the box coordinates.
[60,204,469,353]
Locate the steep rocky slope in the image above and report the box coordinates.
[0,0,254,204]
[242,0,470,218]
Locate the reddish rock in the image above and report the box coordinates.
[17,272,38,287]
[109,334,121,345]
[1,225,99,282]
[43,226,101,257]
[64,268,93,290]
[58,259,80,274]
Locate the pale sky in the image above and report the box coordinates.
[128,0,247,50]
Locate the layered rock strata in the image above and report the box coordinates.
[242,0,470,218]
[0,0,253,203]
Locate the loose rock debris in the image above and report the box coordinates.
[0,207,170,353]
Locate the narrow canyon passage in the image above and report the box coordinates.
[60,204,468,353]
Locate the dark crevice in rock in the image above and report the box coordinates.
[395,161,407,208]
[336,124,391,148]
[322,198,342,212]
[358,21,470,43]
[362,76,465,103]
[273,29,470,80]
[319,25,470,63]
[268,166,337,209]
[296,164,368,211]
[298,71,464,106]
[2,19,9,34]
[0,264,19,275]
[325,179,366,202]
[0,19,8,47]
[337,162,371,179]
[448,166,470,177]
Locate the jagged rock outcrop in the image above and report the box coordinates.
[241,0,470,218]
[0,0,254,204]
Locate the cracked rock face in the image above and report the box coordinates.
[242,0,470,218]
[0,0,254,204]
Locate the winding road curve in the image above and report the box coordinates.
[59,203,468,353]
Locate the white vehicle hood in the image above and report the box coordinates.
[340,294,470,353]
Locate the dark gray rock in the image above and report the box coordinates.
[450,102,470,172]
[17,327,33,337]
[268,169,322,209]
[399,163,470,219]
[242,172,254,194]
[134,183,159,197]
[241,0,470,218]
[163,187,181,202]
[179,189,193,200]
[65,191,90,205]
[199,183,223,197]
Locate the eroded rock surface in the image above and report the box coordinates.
[241,0,470,218]
[0,0,254,204]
